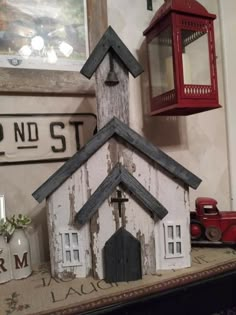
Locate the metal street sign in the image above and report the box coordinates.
[0,113,96,166]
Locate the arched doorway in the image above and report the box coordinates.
[104,228,142,282]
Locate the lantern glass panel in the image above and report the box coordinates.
[148,27,174,98]
[181,29,211,85]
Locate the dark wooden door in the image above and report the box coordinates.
[104,227,142,283]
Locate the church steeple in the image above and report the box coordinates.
[80,26,143,130]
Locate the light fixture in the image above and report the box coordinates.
[18,45,32,59]
[59,41,73,57]
[47,47,58,64]
[31,36,45,51]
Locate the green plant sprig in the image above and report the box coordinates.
[0,215,31,238]
[0,219,14,237]
[7,214,31,230]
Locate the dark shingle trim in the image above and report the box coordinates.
[32,117,201,203]
[76,164,168,226]
[114,120,201,190]
[80,26,143,79]
[32,119,116,203]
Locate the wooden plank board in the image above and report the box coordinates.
[81,26,143,79]
[95,53,129,129]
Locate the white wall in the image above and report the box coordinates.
[218,0,236,209]
[107,0,230,211]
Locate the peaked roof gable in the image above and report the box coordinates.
[80,26,143,79]
[76,163,168,225]
[105,227,139,245]
[32,117,201,203]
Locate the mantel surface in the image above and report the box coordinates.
[1,247,236,315]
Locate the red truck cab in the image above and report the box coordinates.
[190,197,236,243]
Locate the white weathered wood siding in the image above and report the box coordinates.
[83,142,113,278]
[122,190,157,275]
[95,52,129,130]
[155,170,191,270]
[47,167,91,279]
[48,136,190,279]
[129,146,191,270]
[84,139,191,277]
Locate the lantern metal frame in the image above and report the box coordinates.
[143,0,221,116]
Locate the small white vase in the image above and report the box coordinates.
[9,229,32,280]
[0,235,12,283]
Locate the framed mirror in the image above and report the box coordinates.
[0,0,107,95]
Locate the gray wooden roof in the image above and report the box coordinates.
[80,26,143,79]
[32,117,201,203]
[76,163,168,226]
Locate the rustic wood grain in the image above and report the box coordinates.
[104,227,142,282]
[0,0,108,95]
[87,0,108,51]
[33,117,201,203]
[95,53,129,129]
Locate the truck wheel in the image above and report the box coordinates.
[190,220,204,240]
[205,226,222,242]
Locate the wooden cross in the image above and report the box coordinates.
[111,190,129,218]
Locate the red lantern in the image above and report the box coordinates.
[143,0,221,116]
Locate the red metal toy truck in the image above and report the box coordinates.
[190,197,236,243]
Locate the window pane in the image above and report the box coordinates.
[168,242,174,254]
[148,27,174,97]
[73,250,80,261]
[65,233,70,247]
[66,251,71,262]
[72,233,79,246]
[176,242,182,254]
[176,225,181,238]
[203,205,218,215]
[168,226,174,239]
[181,30,210,85]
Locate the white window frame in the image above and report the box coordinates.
[164,222,184,259]
[60,230,82,267]
[0,195,6,221]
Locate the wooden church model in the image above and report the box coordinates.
[33,27,201,282]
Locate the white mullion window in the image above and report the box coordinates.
[164,222,183,258]
[60,230,81,267]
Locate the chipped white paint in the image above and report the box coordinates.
[124,189,156,275]
[127,147,191,270]
[47,136,191,279]
[155,170,191,270]
[47,166,91,279]
[90,199,116,278]
[95,51,129,129]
